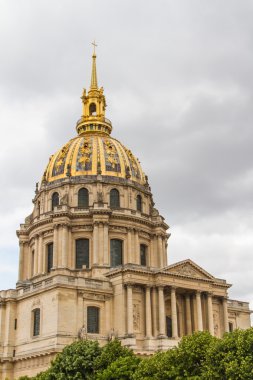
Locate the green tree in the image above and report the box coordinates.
[94,339,136,372]
[96,355,141,380]
[134,332,218,380]
[39,339,101,380]
[204,328,253,380]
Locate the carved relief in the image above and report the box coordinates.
[77,137,93,171]
[83,293,106,301]
[32,298,41,307]
[133,303,141,332]
[169,263,206,279]
[213,310,220,337]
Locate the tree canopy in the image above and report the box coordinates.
[18,328,253,380]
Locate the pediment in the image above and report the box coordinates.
[161,259,215,280]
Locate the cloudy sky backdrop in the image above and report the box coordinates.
[0,0,253,315]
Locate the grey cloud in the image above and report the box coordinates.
[0,0,253,311]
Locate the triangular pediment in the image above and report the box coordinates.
[161,259,215,280]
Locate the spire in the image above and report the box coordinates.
[90,40,98,89]
[76,43,112,136]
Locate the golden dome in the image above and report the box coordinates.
[44,133,146,185]
[43,46,146,187]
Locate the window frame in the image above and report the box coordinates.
[47,242,54,273]
[87,306,100,334]
[78,188,89,208]
[136,194,142,212]
[110,239,123,267]
[140,244,147,266]
[32,308,40,337]
[110,188,120,209]
[52,192,59,210]
[75,238,90,269]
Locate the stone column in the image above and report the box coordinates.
[68,228,72,268]
[37,234,43,274]
[53,225,58,268]
[61,224,68,268]
[126,284,134,336]
[93,222,99,265]
[98,223,104,265]
[171,287,178,338]
[157,235,164,267]
[163,238,168,267]
[185,294,192,335]
[103,223,109,265]
[223,297,229,333]
[127,228,132,263]
[18,242,24,281]
[196,291,203,331]
[105,298,111,334]
[145,286,152,338]
[158,286,166,337]
[42,242,46,273]
[34,235,39,275]
[207,293,214,335]
[28,246,33,278]
[151,287,158,337]
[135,229,139,264]
[149,235,155,267]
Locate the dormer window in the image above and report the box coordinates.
[89,103,97,116]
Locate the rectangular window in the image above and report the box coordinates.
[33,309,40,336]
[47,243,53,273]
[14,318,17,330]
[87,306,99,333]
[140,244,147,266]
[110,239,123,267]
[229,322,233,332]
[76,239,89,269]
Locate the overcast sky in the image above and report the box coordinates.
[0,0,253,315]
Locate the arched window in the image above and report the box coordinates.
[33,308,40,336]
[110,189,120,209]
[78,188,89,208]
[87,306,99,333]
[52,192,59,210]
[110,239,123,267]
[76,239,89,269]
[136,195,142,212]
[140,244,147,266]
[47,243,53,273]
[89,103,97,115]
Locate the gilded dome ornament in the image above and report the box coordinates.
[42,47,146,187]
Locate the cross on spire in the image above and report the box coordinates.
[92,40,97,55]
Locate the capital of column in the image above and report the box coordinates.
[61,223,70,229]
[124,282,134,289]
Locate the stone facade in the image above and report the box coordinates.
[0,52,251,380]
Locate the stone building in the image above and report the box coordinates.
[0,50,251,379]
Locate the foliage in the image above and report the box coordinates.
[203,328,253,379]
[18,329,253,380]
[96,355,141,380]
[94,339,136,373]
[134,332,218,380]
